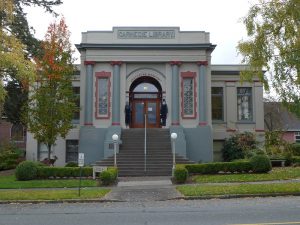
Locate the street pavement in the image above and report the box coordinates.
[0,196,300,225]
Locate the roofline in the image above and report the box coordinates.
[75,43,216,51]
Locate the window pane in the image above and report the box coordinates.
[98,78,108,115]
[183,78,194,115]
[66,140,79,163]
[237,87,252,121]
[72,87,80,121]
[11,124,24,141]
[211,87,223,121]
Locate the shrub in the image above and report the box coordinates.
[0,142,24,171]
[65,162,78,167]
[291,143,300,156]
[173,165,188,184]
[99,167,118,186]
[15,161,38,181]
[222,132,258,161]
[36,167,93,179]
[250,155,272,173]
[292,156,300,166]
[184,161,252,175]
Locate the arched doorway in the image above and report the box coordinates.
[129,76,162,128]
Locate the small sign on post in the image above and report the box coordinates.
[78,153,84,197]
[78,153,84,167]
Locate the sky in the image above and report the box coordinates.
[24,0,255,64]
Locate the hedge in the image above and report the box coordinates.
[36,167,93,179]
[99,167,118,185]
[184,161,253,175]
[173,165,188,184]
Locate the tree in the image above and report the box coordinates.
[0,0,62,115]
[26,18,76,160]
[3,78,28,125]
[237,0,300,115]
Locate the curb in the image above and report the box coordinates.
[1,193,300,204]
[0,199,124,204]
[169,192,300,201]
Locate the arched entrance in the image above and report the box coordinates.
[129,76,162,128]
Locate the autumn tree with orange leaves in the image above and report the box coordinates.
[26,18,77,161]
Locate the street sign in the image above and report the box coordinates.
[78,153,84,167]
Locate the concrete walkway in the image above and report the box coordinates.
[103,176,183,202]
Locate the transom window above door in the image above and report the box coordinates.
[133,83,158,92]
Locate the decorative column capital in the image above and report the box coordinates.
[84,61,96,65]
[197,61,208,66]
[170,61,182,66]
[110,61,123,66]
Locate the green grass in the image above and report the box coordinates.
[192,167,300,183]
[177,183,300,197]
[0,189,110,200]
[0,175,97,189]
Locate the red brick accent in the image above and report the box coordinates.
[227,128,237,132]
[112,122,120,126]
[84,123,93,126]
[255,129,265,132]
[199,122,207,126]
[110,61,122,66]
[170,61,182,66]
[197,61,208,66]
[171,122,180,126]
[84,61,96,65]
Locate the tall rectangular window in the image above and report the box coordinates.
[72,87,80,122]
[95,72,111,119]
[181,71,197,118]
[211,87,223,121]
[237,87,252,121]
[66,140,78,163]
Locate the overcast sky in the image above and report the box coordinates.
[25,0,256,64]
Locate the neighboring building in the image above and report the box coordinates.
[26,27,264,166]
[0,118,26,150]
[264,102,300,143]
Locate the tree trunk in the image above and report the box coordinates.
[47,144,52,160]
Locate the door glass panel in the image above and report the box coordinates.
[147,102,157,124]
[134,102,144,124]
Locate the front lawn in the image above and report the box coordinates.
[177,183,300,197]
[192,167,300,183]
[0,175,97,189]
[0,189,110,200]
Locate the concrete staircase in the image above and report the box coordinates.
[94,128,193,176]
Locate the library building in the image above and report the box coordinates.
[26,27,264,176]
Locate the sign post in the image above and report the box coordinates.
[78,153,84,197]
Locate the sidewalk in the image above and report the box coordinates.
[103,176,183,202]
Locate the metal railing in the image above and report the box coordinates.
[144,113,147,172]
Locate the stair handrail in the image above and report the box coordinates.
[144,113,147,172]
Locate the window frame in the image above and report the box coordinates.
[295,132,300,143]
[65,139,79,163]
[72,86,80,123]
[237,87,253,122]
[211,87,224,122]
[10,124,25,142]
[95,71,111,119]
[181,71,197,119]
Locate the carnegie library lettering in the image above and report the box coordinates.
[118,30,175,39]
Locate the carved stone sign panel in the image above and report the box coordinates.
[118,30,175,39]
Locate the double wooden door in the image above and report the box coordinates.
[131,99,160,128]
